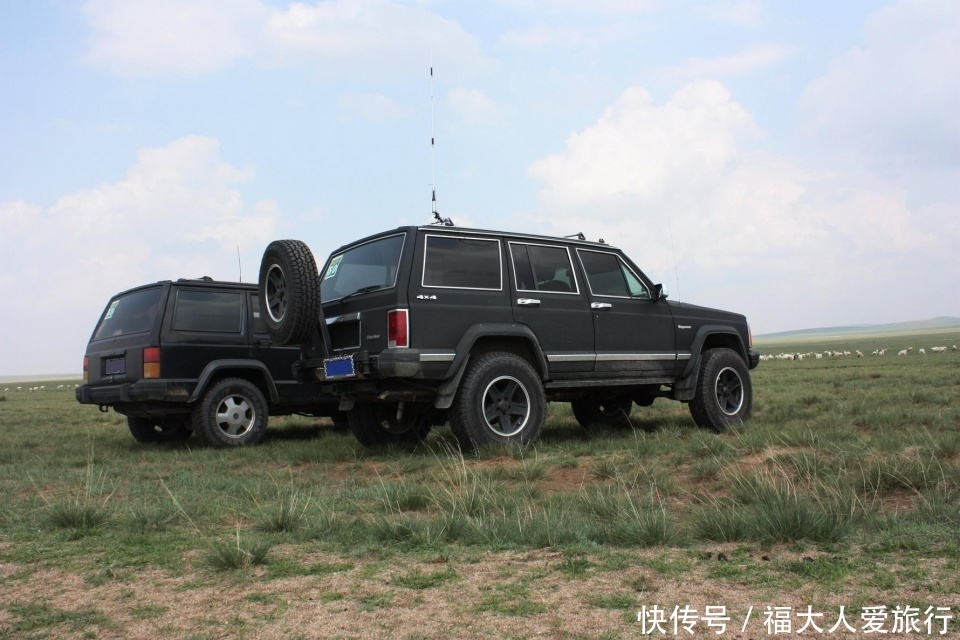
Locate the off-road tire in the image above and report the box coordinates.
[571,395,634,429]
[192,378,269,447]
[449,352,545,451]
[689,348,752,433]
[127,416,192,444]
[347,403,431,448]
[258,239,321,346]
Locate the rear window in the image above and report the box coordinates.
[172,290,243,333]
[423,236,502,290]
[93,287,163,341]
[322,234,405,303]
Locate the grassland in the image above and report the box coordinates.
[1,331,959,639]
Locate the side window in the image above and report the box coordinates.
[250,294,266,334]
[172,290,242,333]
[510,243,578,294]
[423,236,502,290]
[578,250,651,298]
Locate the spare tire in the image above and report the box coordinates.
[258,239,321,346]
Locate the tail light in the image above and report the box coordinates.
[388,309,409,348]
[143,347,161,379]
[83,356,89,384]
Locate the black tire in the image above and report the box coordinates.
[192,378,269,447]
[347,403,432,448]
[449,352,545,451]
[258,239,321,346]
[127,416,192,444]
[689,348,752,433]
[570,395,633,429]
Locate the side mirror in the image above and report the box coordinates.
[653,284,669,300]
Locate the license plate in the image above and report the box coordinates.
[323,356,356,379]
[105,357,125,375]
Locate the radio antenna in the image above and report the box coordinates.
[667,217,681,302]
[237,245,242,282]
[429,64,453,226]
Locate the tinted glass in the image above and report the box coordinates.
[578,251,629,297]
[512,243,578,293]
[250,294,266,333]
[423,236,501,290]
[93,287,163,341]
[172,290,242,333]
[322,234,404,303]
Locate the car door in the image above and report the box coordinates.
[508,241,594,374]
[576,249,677,378]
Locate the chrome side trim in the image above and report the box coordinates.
[420,353,456,362]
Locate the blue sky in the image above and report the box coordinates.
[1,0,958,376]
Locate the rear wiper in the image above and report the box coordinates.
[340,284,383,302]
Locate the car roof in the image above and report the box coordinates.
[110,278,256,299]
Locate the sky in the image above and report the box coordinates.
[1,0,958,376]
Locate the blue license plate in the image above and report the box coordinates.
[323,356,356,379]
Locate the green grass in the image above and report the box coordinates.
[1,339,959,635]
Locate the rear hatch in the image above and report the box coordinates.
[84,284,167,386]
[319,231,409,359]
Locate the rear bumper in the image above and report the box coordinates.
[76,380,193,406]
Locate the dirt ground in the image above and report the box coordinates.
[2,546,955,639]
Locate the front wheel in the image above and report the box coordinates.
[449,352,545,451]
[689,348,752,432]
[127,416,192,444]
[192,378,269,447]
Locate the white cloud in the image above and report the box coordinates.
[82,0,267,77]
[499,0,655,14]
[499,24,629,48]
[802,0,960,168]
[338,93,410,122]
[661,43,800,80]
[0,137,279,374]
[445,88,497,125]
[696,0,765,28]
[82,0,492,79]
[525,80,955,330]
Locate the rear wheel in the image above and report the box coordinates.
[127,416,192,444]
[689,348,752,432]
[449,352,545,451]
[192,378,269,447]
[570,395,633,429]
[347,402,431,448]
[258,239,321,346]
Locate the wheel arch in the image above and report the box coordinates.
[188,360,279,404]
[442,324,548,381]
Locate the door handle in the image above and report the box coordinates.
[591,302,613,309]
[517,298,541,306]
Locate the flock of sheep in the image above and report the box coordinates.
[3,384,79,393]
[761,345,958,362]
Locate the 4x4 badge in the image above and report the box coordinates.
[416,294,438,300]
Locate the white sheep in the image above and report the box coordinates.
[898,349,908,356]
[919,348,926,355]
[856,350,864,357]
[931,346,946,354]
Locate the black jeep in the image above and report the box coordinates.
[257,226,760,450]
[76,278,340,447]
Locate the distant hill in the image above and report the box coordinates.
[756,317,960,342]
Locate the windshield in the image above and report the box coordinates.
[93,286,163,341]
[321,234,405,303]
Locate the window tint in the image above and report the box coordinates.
[621,265,650,298]
[250,294,266,334]
[578,251,630,297]
[172,290,242,333]
[423,236,501,290]
[93,287,163,341]
[510,243,577,293]
[322,234,404,303]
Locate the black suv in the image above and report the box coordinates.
[257,226,760,450]
[76,278,340,447]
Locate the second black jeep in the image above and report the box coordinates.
[258,225,760,450]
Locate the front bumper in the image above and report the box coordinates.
[748,348,761,369]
